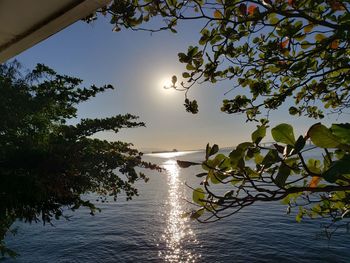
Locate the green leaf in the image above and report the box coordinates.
[315,33,326,42]
[331,124,350,144]
[308,123,340,148]
[252,125,266,144]
[182,72,190,78]
[209,144,219,156]
[177,160,199,168]
[275,163,291,188]
[236,142,253,151]
[293,135,306,154]
[262,149,280,168]
[254,153,264,164]
[190,208,205,219]
[193,188,205,205]
[268,13,279,24]
[301,41,312,49]
[229,148,244,168]
[323,155,350,183]
[195,172,207,178]
[271,123,296,145]
[307,159,322,174]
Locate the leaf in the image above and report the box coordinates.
[247,4,257,15]
[330,39,339,49]
[271,123,296,145]
[280,38,289,49]
[315,33,326,42]
[331,124,350,144]
[251,125,266,144]
[293,135,306,153]
[195,172,208,178]
[301,41,312,49]
[177,160,199,168]
[304,24,314,33]
[182,72,190,78]
[209,144,219,156]
[329,0,345,11]
[236,142,253,151]
[308,123,341,148]
[323,154,350,183]
[214,10,222,19]
[309,176,321,188]
[268,13,279,24]
[307,159,322,174]
[229,148,244,168]
[193,188,205,205]
[275,163,291,188]
[238,3,247,16]
[190,208,204,220]
[262,149,280,168]
[171,75,177,85]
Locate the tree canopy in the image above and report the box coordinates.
[0,62,159,257]
[91,0,350,235]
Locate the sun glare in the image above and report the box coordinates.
[160,77,173,90]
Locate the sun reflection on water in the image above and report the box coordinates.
[159,159,201,262]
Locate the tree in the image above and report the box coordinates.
[91,0,350,234]
[0,62,160,257]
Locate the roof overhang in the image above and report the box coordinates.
[0,0,111,63]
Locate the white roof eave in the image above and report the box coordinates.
[0,0,111,63]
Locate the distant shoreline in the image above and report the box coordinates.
[151,149,178,154]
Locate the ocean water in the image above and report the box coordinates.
[3,150,350,262]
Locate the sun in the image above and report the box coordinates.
[160,77,173,90]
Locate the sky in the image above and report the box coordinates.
[14,15,349,151]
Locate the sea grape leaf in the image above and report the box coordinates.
[190,208,205,219]
[331,124,350,144]
[252,125,266,144]
[275,163,291,188]
[262,149,280,168]
[323,154,350,183]
[193,187,205,205]
[209,144,219,156]
[177,160,199,168]
[307,159,322,174]
[236,142,253,151]
[308,123,340,148]
[293,135,306,153]
[309,176,321,188]
[271,123,296,145]
[229,148,244,168]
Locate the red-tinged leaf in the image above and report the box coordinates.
[288,0,294,6]
[330,39,339,49]
[214,10,223,19]
[309,176,321,188]
[329,0,345,11]
[248,5,257,15]
[280,38,289,49]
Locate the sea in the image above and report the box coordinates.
[3,150,350,262]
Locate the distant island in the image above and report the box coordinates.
[151,149,178,154]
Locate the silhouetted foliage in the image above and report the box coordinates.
[0,62,159,257]
[92,0,350,235]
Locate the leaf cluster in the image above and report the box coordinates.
[97,0,350,119]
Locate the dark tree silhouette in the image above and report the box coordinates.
[0,62,160,257]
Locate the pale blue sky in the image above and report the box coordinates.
[14,17,349,151]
